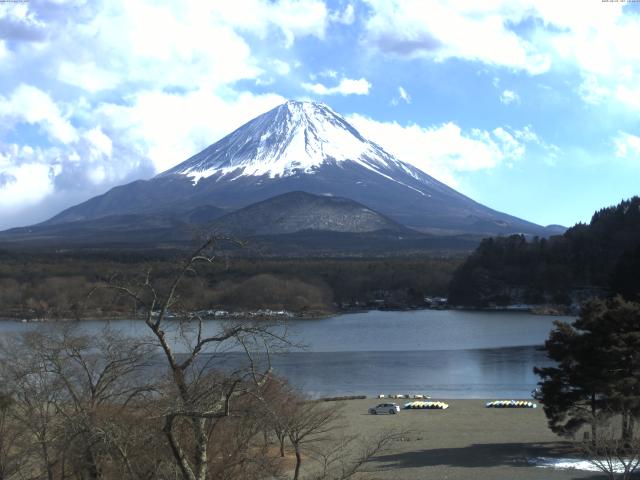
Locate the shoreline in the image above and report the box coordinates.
[0,305,576,323]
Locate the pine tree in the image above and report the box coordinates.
[535,297,640,443]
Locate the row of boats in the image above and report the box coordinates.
[403,401,449,409]
[378,394,431,399]
[485,400,537,408]
[401,400,538,410]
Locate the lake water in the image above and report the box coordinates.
[0,309,569,399]
[277,309,565,398]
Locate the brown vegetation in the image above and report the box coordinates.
[0,249,461,319]
[0,238,401,480]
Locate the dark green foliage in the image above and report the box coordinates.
[535,297,640,442]
[449,197,640,306]
[612,245,640,302]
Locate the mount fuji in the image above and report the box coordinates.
[2,101,556,249]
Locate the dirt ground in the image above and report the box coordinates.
[321,399,607,480]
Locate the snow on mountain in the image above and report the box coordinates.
[162,100,426,190]
[40,99,549,237]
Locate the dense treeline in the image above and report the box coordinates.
[0,249,460,319]
[449,196,640,307]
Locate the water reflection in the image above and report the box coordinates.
[269,346,552,399]
[0,310,560,398]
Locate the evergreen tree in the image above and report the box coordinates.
[581,297,640,443]
[612,245,640,301]
[535,297,640,443]
[534,312,609,442]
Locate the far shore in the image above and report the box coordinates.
[313,398,598,480]
[0,304,577,323]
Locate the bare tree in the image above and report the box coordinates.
[307,429,407,480]
[261,377,299,458]
[0,325,157,480]
[258,373,409,480]
[0,392,26,480]
[205,392,284,480]
[0,332,65,480]
[100,236,291,480]
[43,326,156,480]
[286,399,343,480]
[581,414,640,480]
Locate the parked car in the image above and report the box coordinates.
[368,403,400,415]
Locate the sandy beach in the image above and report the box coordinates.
[322,399,603,480]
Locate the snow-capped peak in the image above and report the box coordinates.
[161,100,415,183]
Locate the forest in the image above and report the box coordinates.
[0,248,461,320]
[449,196,640,307]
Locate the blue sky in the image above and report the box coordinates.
[1,0,640,229]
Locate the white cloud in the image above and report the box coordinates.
[391,86,411,106]
[96,89,286,173]
[615,85,640,110]
[0,159,56,209]
[0,3,47,42]
[40,1,339,95]
[614,131,640,161]
[0,40,8,60]
[513,125,539,144]
[255,77,275,86]
[361,0,640,110]
[264,0,330,44]
[362,0,551,74]
[330,4,355,25]
[492,127,524,160]
[58,62,121,93]
[87,165,107,185]
[63,3,262,92]
[512,124,560,166]
[0,134,156,228]
[347,114,539,186]
[0,163,56,208]
[500,89,520,105]
[302,77,371,96]
[578,74,611,105]
[213,0,330,47]
[84,127,113,159]
[541,4,640,110]
[0,84,78,144]
[398,86,411,104]
[320,69,338,79]
[271,59,291,76]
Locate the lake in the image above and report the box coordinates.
[276,309,565,398]
[0,309,568,399]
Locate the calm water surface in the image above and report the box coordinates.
[0,310,569,398]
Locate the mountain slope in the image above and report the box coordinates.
[211,191,408,236]
[0,191,482,253]
[43,100,546,236]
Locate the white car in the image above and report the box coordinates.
[368,403,400,415]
